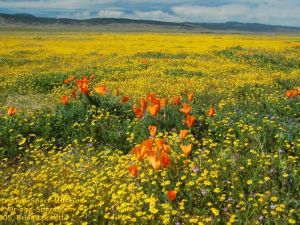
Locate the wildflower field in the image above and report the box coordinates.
[0,32,300,225]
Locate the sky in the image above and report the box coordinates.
[0,0,300,27]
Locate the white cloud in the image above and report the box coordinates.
[0,0,114,9]
[129,10,182,22]
[172,1,300,26]
[98,10,124,18]
[73,10,90,19]
[172,4,249,23]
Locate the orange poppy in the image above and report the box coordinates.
[82,75,89,81]
[149,125,157,137]
[141,59,148,64]
[296,87,300,95]
[155,138,164,150]
[133,104,144,119]
[159,98,168,108]
[208,107,216,117]
[61,96,69,105]
[147,104,160,116]
[95,85,106,96]
[180,130,188,140]
[64,75,76,85]
[163,144,171,153]
[132,145,144,161]
[139,139,154,157]
[7,107,17,117]
[187,92,194,101]
[147,93,158,103]
[180,103,192,115]
[147,153,161,170]
[71,89,76,97]
[161,153,171,168]
[170,96,181,106]
[140,98,147,109]
[285,90,296,98]
[183,115,196,129]
[76,79,89,95]
[128,165,138,177]
[167,190,177,201]
[121,95,130,103]
[142,139,154,150]
[180,144,193,156]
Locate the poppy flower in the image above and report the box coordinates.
[149,125,157,137]
[128,165,138,177]
[61,96,69,105]
[167,190,177,201]
[64,75,76,85]
[296,87,300,95]
[180,103,192,115]
[147,153,161,170]
[183,115,196,129]
[170,96,181,106]
[147,104,160,116]
[82,75,89,81]
[76,79,89,95]
[140,98,147,109]
[146,93,158,104]
[71,89,76,97]
[159,98,168,108]
[7,107,17,117]
[187,92,194,101]
[139,139,154,158]
[180,144,192,156]
[208,107,216,117]
[121,95,130,103]
[161,153,171,168]
[133,104,144,119]
[141,59,148,64]
[132,145,144,161]
[142,139,154,151]
[180,130,188,140]
[155,138,164,150]
[95,85,106,96]
[163,144,171,153]
[285,90,296,98]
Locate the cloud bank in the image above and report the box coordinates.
[0,0,299,26]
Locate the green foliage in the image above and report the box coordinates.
[216,46,300,72]
[134,51,189,59]
[13,72,70,94]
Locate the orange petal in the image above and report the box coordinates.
[180,130,188,140]
[180,144,192,157]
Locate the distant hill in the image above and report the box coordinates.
[1,13,300,33]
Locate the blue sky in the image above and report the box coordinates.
[0,0,300,27]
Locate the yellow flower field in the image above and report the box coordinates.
[0,32,300,224]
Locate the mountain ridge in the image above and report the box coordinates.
[1,13,300,33]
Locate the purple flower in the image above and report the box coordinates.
[259,215,264,221]
[201,189,206,195]
[192,166,199,173]
[175,222,181,225]
[270,204,276,210]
